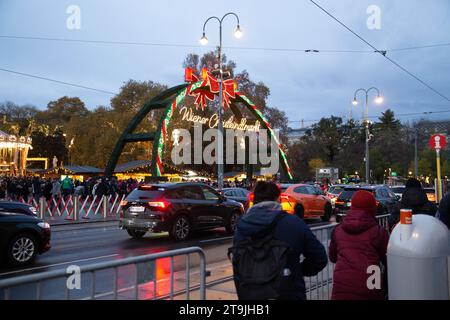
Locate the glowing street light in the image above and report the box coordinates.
[200,12,242,190]
[199,33,208,45]
[352,87,383,184]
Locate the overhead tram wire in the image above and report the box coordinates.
[2,35,450,54]
[289,109,450,124]
[308,0,450,103]
[0,67,117,95]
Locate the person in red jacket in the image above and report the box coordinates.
[329,190,389,300]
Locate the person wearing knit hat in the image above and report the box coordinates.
[388,178,436,230]
[329,190,390,300]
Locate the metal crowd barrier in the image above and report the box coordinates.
[0,247,206,300]
[10,194,126,222]
[304,214,390,300]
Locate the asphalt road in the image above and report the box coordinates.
[0,218,332,300]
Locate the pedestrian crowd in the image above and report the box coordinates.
[0,175,143,202]
[229,178,449,301]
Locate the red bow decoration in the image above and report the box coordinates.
[185,68,236,110]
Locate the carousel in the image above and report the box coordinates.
[0,130,32,176]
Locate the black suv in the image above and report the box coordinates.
[119,183,244,241]
[335,185,399,222]
[0,212,51,266]
[0,201,38,216]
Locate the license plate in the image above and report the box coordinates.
[130,206,145,213]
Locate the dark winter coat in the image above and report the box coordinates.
[329,208,389,300]
[436,192,450,229]
[388,187,437,230]
[233,201,328,300]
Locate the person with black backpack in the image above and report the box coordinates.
[229,181,328,300]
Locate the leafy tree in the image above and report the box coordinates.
[308,158,325,175]
[375,109,401,131]
[35,96,89,127]
[28,127,68,166]
[311,116,343,164]
[110,80,167,113]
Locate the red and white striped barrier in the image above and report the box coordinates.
[7,194,127,222]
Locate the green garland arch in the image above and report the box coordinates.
[151,80,293,180]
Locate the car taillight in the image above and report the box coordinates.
[148,201,168,209]
[376,201,380,206]
[280,194,294,205]
[120,200,128,207]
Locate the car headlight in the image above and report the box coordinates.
[30,207,37,215]
[38,222,51,230]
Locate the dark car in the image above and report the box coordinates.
[335,185,398,222]
[326,184,347,209]
[390,186,405,201]
[222,188,249,207]
[119,183,245,241]
[0,201,38,216]
[0,212,51,266]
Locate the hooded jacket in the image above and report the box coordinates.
[388,187,436,230]
[233,201,328,300]
[329,205,389,300]
[436,192,450,229]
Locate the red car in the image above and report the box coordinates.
[247,183,332,221]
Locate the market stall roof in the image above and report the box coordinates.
[64,165,103,174]
[113,160,186,174]
[36,165,103,175]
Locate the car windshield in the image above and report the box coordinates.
[280,184,292,192]
[328,186,344,194]
[126,185,165,201]
[338,189,373,201]
[391,187,405,194]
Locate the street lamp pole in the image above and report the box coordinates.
[201,13,242,190]
[352,87,383,184]
[414,127,419,178]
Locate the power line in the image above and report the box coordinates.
[289,108,450,124]
[0,67,117,95]
[1,35,450,54]
[389,43,450,52]
[308,0,450,102]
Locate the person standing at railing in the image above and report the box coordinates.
[329,190,389,300]
[43,179,52,201]
[0,180,6,199]
[51,178,61,210]
[6,178,16,200]
[388,178,436,231]
[231,181,328,300]
[435,182,450,230]
[32,176,43,203]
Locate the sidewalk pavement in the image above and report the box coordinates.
[174,260,237,300]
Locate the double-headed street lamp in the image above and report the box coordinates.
[352,87,383,184]
[200,12,243,190]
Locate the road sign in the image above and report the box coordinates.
[429,134,446,150]
[429,134,446,202]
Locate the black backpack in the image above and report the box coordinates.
[227,212,294,300]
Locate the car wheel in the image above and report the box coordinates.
[225,211,241,234]
[7,234,38,266]
[295,204,304,219]
[322,203,332,222]
[169,215,190,241]
[127,229,146,239]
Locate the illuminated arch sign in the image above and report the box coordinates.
[104,69,293,180]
